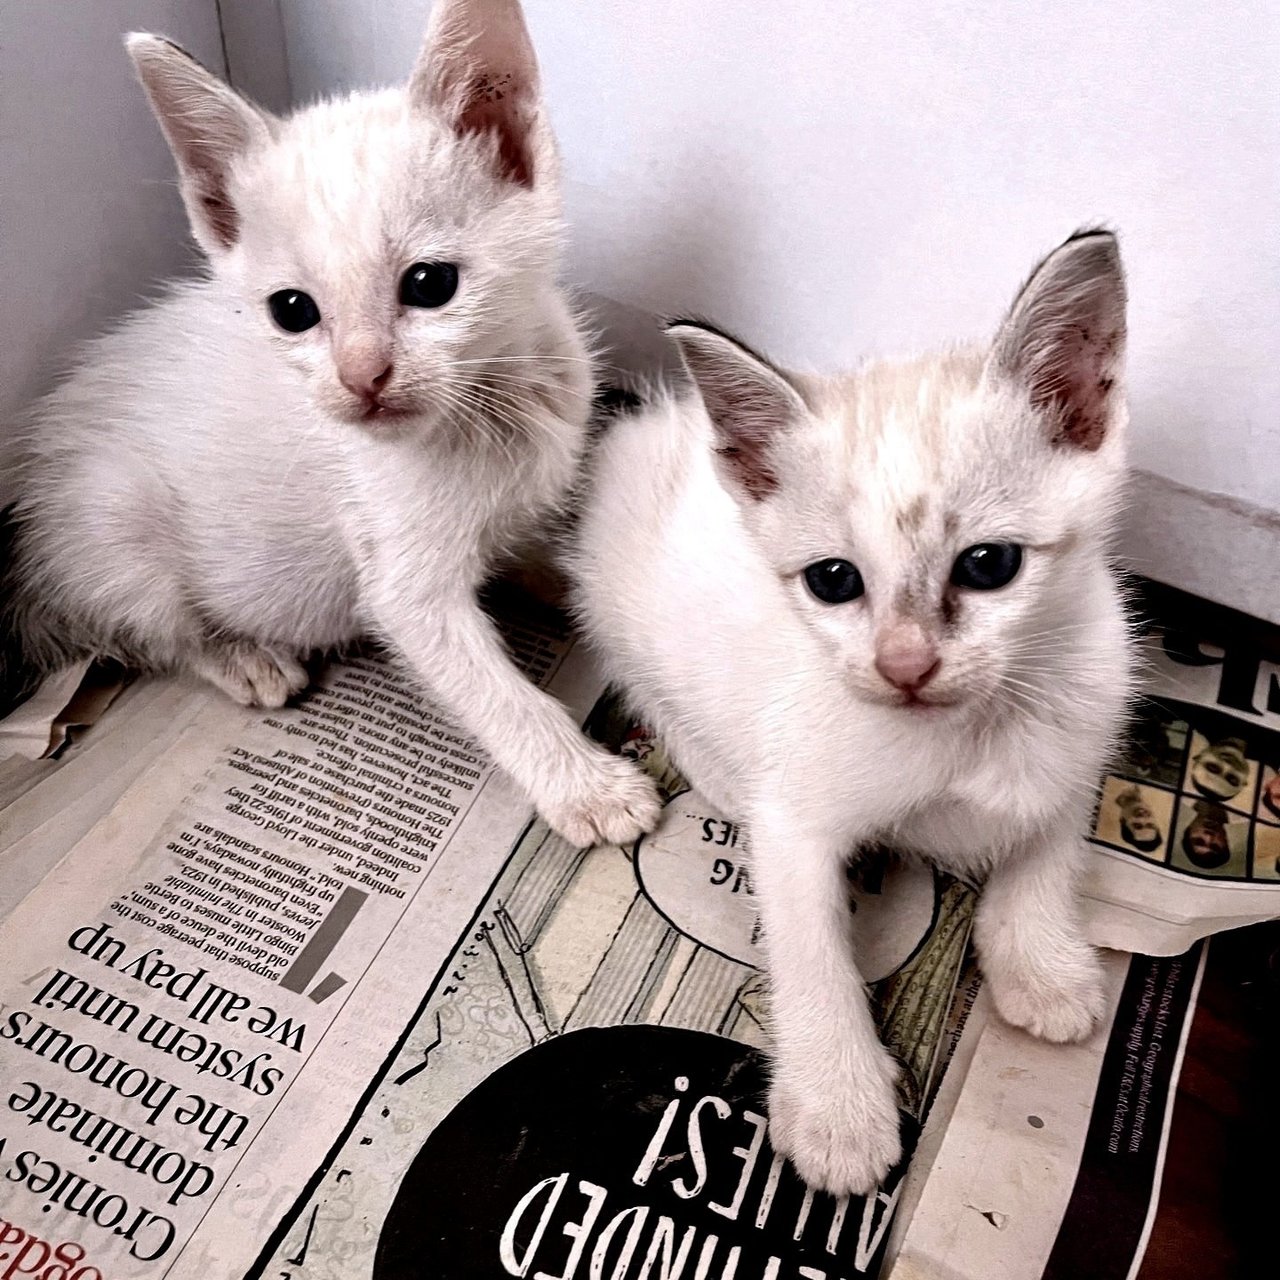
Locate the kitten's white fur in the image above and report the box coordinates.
[570,232,1134,1195]
[6,0,658,847]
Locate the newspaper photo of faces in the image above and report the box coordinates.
[1091,696,1280,880]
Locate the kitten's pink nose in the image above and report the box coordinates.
[874,622,940,693]
[338,355,393,403]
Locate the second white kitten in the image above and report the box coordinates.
[570,231,1134,1195]
[3,0,658,847]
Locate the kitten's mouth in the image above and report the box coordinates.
[859,684,960,712]
[335,400,418,428]
[897,691,959,712]
[361,402,412,422]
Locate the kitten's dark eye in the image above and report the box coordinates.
[267,289,321,333]
[400,262,459,309]
[803,558,865,605]
[951,543,1023,591]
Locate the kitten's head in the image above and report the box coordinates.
[670,230,1128,716]
[128,0,566,432]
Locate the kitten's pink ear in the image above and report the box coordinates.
[410,0,542,188]
[668,322,807,501]
[127,34,273,254]
[988,229,1127,451]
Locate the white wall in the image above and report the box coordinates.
[0,1,229,447]
[277,0,1279,617]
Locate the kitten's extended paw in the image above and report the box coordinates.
[989,946,1107,1043]
[196,643,310,709]
[768,1056,904,1198]
[538,750,661,848]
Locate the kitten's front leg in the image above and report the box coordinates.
[374,587,659,848]
[752,811,904,1197]
[976,828,1107,1043]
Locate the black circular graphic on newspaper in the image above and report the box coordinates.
[374,1025,910,1279]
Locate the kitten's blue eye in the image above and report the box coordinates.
[268,289,321,333]
[400,262,459,309]
[951,543,1023,590]
[803,558,865,604]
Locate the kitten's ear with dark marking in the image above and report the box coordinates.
[668,322,807,501]
[411,0,542,188]
[989,229,1127,451]
[126,34,273,255]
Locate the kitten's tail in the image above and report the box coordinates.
[0,502,90,719]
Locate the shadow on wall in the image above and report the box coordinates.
[0,2,227,499]
[582,171,765,390]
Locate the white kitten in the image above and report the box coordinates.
[2,0,658,847]
[570,231,1134,1195]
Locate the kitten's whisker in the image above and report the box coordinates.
[1009,622,1112,643]
[462,386,538,443]
[270,430,314,502]
[454,384,541,463]
[472,375,593,401]
[459,370,594,404]
[996,675,1050,697]
[475,383,570,444]
[993,674,1060,715]
[434,382,517,461]
[453,399,519,464]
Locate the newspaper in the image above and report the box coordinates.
[0,662,90,760]
[0,596,1277,1279]
[887,917,1279,1280]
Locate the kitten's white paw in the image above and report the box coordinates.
[768,1057,903,1198]
[197,644,309,709]
[989,947,1107,1043]
[539,751,661,847]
